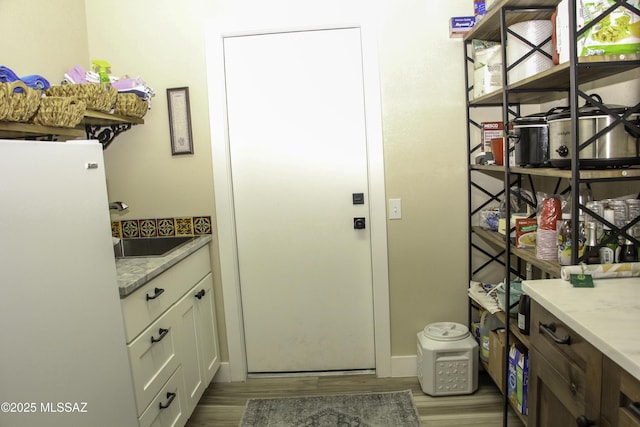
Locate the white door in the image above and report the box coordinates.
[224,28,375,373]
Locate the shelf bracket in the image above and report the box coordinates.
[24,134,59,142]
[85,123,133,150]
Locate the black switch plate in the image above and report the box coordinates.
[352,193,364,205]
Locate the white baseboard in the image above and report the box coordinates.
[213,357,418,382]
[390,355,417,378]
[213,362,232,383]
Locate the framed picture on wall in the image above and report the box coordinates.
[167,87,194,155]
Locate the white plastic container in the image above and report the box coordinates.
[417,322,479,396]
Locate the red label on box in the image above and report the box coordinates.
[516,218,537,248]
[482,121,504,153]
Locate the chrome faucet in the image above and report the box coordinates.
[109,201,129,211]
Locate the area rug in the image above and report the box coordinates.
[239,390,421,426]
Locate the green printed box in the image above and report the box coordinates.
[508,343,528,415]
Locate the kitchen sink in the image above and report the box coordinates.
[114,236,195,258]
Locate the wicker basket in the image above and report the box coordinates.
[32,96,86,128]
[46,83,117,112]
[0,83,9,120]
[114,93,148,118]
[1,81,42,122]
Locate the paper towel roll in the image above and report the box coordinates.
[560,262,640,281]
[507,20,553,84]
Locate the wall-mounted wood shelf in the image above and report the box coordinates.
[0,121,85,139]
[0,110,144,148]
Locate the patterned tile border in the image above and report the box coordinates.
[139,219,157,237]
[157,218,176,237]
[112,215,212,239]
[193,216,212,235]
[175,217,194,236]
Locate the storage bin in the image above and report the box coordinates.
[114,93,147,118]
[46,83,117,112]
[32,96,86,128]
[417,322,478,396]
[0,81,41,122]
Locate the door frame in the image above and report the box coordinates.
[205,13,390,382]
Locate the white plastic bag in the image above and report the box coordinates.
[473,40,503,98]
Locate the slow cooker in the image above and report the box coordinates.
[512,107,566,167]
[548,96,640,168]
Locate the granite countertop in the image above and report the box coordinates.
[522,277,640,381]
[115,235,212,298]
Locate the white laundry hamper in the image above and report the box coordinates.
[417,322,479,396]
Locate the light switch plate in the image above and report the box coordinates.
[388,198,402,220]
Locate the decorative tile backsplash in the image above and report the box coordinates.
[112,215,212,239]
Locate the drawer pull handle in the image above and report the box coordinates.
[629,402,640,419]
[195,289,206,300]
[150,328,169,344]
[146,287,165,301]
[540,322,571,345]
[576,415,595,426]
[159,392,176,410]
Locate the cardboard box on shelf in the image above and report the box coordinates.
[450,16,475,38]
[482,121,504,154]
[488,328,506,392]
[474,0,486,23]
[556,0,640,63]
[517,351,528,415]
[516,218,538,248]
[508,343,529,415]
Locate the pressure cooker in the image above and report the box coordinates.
[511,107,566,167]
[548,95,640,168]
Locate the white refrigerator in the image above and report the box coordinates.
[0,140,138,427]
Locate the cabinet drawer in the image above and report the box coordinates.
[138,365,188,427]
[121,245,211,342]
[620,369,640,427]
[128,305,180,416]
[530,300,599,373]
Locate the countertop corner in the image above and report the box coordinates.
[522,277,640,381]
[116,235,212,298]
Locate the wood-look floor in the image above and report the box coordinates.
[185,372,525,427]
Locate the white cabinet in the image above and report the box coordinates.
[121,244,220,427]
[194,274,221,386]
[175,273,220,413]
